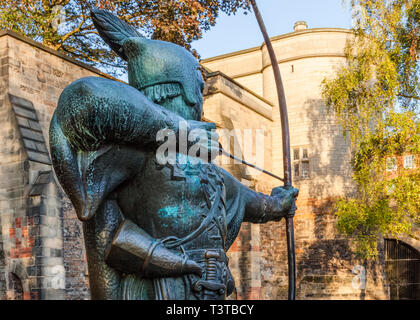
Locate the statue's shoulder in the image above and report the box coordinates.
[64,76,136,96]
[59,76,149,110]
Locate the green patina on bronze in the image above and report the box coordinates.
[49,9,298,300]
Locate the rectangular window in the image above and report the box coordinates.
[294,163,300,177]
[293,148,300,160]
[386,157,397,171]
[301,161,309,178]
[403,155,415,169]
[292,146,309,179]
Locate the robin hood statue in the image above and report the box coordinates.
[49,9,298,300]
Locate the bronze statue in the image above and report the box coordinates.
[49,9,298,300]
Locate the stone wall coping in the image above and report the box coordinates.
[204,71,273,120]
[0,30,120,82]
[201,27,352,63]
[206,71,273,106]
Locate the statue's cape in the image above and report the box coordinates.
[50,111,144,221]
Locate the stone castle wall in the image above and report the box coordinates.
[202,27,390,299]
[0,31,107,299]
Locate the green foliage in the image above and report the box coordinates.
[0,0,250,76]
[322,0,419,258]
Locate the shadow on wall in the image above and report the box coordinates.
[294,98,388,300]
[304,98,354,201]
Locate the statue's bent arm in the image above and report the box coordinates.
[55,76,189,152]
[50,76,214,221]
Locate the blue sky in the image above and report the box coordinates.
[192,0,353,60]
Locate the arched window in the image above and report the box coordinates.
[8,273,23,300]
[385,239,420,300]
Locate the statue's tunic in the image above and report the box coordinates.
[114,153,243,300]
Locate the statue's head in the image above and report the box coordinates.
[91,9,204,120]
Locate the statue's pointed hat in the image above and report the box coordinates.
[91,9,203,107]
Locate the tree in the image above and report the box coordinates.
[321,0,419,258]
[0,0,250,75]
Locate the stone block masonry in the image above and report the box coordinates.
[0,31,114,300]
